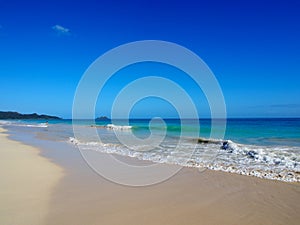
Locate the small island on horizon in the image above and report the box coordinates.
[0,111,62,120]
[95,116,110,121]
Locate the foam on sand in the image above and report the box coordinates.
[0,127,64,225]
[68,136,300,182]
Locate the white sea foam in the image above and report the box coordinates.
[69,137,79,145]
[23,123,48,128]
[0,120,12,125]
[105,124,132,131]
[0,121,48,128]
[69,136,300,183]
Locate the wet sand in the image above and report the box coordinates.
[1,126,300,225]
[45,143,300,225]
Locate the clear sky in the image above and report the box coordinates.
[0,0,299,118]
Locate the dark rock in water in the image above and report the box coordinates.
[198,138,209,144]
[220,141,234,153]
[0,111,61,120]
[197,138,220,144]
[247,150,257,158]
[221,141,229,150]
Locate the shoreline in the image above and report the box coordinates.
[0,127,64,225]
[1,126,300,224]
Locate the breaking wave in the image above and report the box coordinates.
[69,136,300,182]
[105,124,132,131]
[0,121,48,128]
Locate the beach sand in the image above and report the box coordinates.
[0,127,63,225]
[1,127,300,225]
[46,146,300,225]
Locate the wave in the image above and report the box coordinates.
[68,136,300,183]
[0,121,48,128]
[0,120,12,125]
[105,124,132,131]
[22,123,48,128]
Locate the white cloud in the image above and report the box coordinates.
[52,24,71,35]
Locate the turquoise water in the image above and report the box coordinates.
[73,118,300,147]
[3,118,299,145]
[1,118,300,182]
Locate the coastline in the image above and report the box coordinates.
[0,127,64,225]
[1,126,300,225]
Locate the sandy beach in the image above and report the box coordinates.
[46,155,300,225]
[0,127,64,225]
[1,126,300,225]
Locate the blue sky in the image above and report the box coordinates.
[0,0,299,118]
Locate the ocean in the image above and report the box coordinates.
[1,118,300,182]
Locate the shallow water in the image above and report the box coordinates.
[1,118,300,182]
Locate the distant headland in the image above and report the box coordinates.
[0,111,62,120]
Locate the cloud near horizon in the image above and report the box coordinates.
[52,24,71,36]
